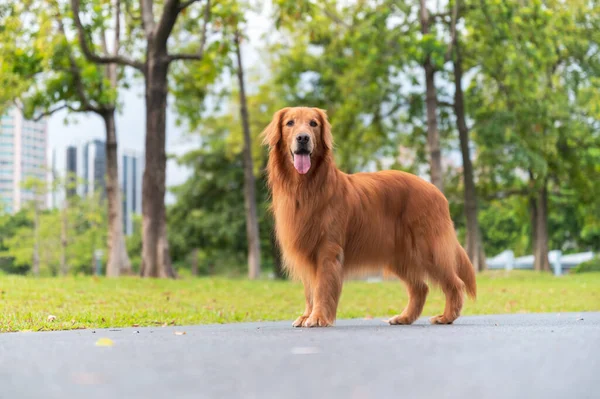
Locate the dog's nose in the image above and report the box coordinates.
[296,133,310,144]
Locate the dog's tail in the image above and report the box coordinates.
[456,245,477,300]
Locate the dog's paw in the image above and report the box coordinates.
[292,315,309,327]
[429,315,454,325]
[302,314,333,328]
[387,314,416,325]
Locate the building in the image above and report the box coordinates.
[50,142,143,236]
[120,150,144,235]
[63,140,107,200]
[0,107,48,214]
[65,145,79,198]
[83,139,106,199]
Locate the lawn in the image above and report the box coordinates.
[1,271,599,332]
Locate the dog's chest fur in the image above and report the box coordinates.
[272,193,329,268]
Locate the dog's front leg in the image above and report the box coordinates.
[292,278,313,327]
[303,249,343,327]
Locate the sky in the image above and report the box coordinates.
[47,5,273,203]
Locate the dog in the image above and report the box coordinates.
[262,106,476,327]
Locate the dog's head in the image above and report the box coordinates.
[261,107,332,175]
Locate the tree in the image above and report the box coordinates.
[168,127,275,276]
[419,0,445,192]
[234,28,261,279]
[1,186,108,276]
[270,0,411,173]
[19,0,131,277]
[0,2,41,112]
[468,0,600,269]
[70,0,218,277]
[443,1,487,271]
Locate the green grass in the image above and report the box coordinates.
[1,271,599,332]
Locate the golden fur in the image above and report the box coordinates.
[262,107,476,327]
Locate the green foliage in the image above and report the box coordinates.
[0,181,107,276]
[13,0,121,119]
[571,257,600,274]
[0,210,32,274]
[269,0,417,173]
[167,117,275,275]
[2,0,600,278]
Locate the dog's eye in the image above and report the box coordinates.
[286,120,294,127]
[309,120,318,127]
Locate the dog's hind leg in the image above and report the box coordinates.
[387,267,429,325]
[425,241,465,325]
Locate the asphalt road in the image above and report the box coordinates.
[1,312,599,399]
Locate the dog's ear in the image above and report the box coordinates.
[261,108,289,148]
[314,108,333,150]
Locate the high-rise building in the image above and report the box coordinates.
[121,150,144,235]
[65,145,79,198]
[83,139,106,199]
[49,140,143,235]
[0,107,48,214]
[51,142,143,236]
[63,140,107,200]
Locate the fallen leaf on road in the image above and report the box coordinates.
[47,315,56,322]
[132,324,140,327]
[364,315,373,320]
[174,331,186,336]
[95,338,114,347]
[161,322,168,328]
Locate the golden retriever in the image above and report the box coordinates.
[262,107,476,327]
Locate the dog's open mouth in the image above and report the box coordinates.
[292,150,311,174]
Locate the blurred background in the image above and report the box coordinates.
[1,0,599,280]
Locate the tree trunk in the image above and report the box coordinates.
[452,37,486,272]
[140,56,175,278]
[234,31,261,280]
[32,200,40,277]
[420,0,444,193]
[60,200,68,276]
[191,248,199,276]
[102,111,132,277]
[533,180,550,272]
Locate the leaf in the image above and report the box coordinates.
[94,338,114,347]
[174,331,187,335]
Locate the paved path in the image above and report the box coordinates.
[1,313,599,399]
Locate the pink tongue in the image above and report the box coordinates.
[293,154,311,174]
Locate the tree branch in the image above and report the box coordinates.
[31,104,70,121]
[168,0,210,62]
[444,0,459,62]
[70,0,144,70]
[31,104,93,121]
[53,1,102,113]
[155,0,182,50]
[320,5,351,29]
[115,0,121,54]
[438,100,455,107]
[140,0,155,38]
[178,0,200,11]
[430,11,452,21]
